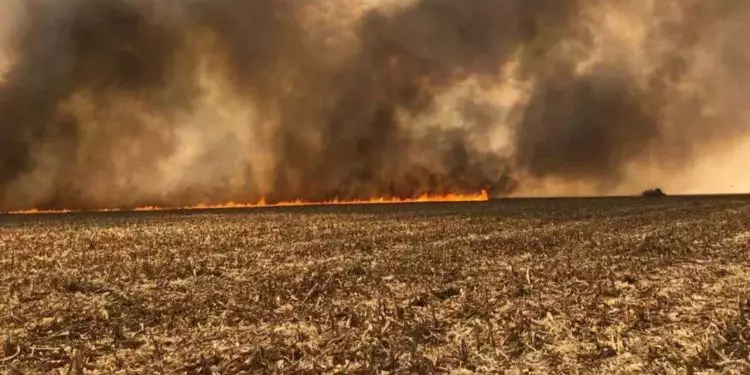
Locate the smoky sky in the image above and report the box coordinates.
[0,0,747,210]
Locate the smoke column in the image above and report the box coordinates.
[0,0,748,211]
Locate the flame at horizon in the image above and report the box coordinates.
[6,190,490,215]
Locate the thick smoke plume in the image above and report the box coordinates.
[0,0,748,210]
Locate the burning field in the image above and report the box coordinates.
[1,0,750,373]
[2,196,750,374]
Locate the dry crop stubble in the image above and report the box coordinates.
[1,197,750,374]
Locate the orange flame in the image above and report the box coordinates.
[5,191,489,215]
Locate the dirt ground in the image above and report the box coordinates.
[1,196,750,374]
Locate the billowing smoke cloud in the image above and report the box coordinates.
[514,1,750,193]
[0,0,747,210]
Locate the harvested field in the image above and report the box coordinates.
[1,196,750,374]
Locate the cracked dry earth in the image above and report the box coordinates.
[1,197,750,374]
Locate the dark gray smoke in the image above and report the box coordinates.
[514,0,750,193]
[0,0,747,210]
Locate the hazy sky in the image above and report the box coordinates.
[0,0,748,210]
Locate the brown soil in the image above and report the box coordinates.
[1,196,749,374]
